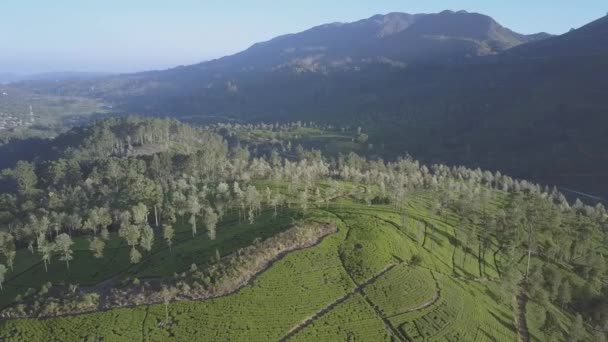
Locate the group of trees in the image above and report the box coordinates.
[329,152,608,335]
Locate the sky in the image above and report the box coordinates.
[1,0,606,74]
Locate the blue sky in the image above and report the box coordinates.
[1,0,605,74]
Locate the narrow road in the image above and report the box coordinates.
[278,264,396,342]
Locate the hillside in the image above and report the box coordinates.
[504,15,608,58]
[0,118,604,341]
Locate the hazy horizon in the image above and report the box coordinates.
[2,0,606,74]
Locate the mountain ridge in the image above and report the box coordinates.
[197,10,550,72]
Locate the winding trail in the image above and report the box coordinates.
[278,264,397,342]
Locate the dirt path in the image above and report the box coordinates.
[278,264,397,342]
[514,284,530,342]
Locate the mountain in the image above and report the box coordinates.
[204,10,548,72]
[12,12,608,197]
[17,10,550,98]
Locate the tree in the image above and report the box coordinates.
[140,225,154,252]
[96,207,112,239]
[0,264,6,291]
[163,224,175,253]
[89,237,106,259]
[187,195,201,236]
[83,209,100,236]
[39,241,55,272]
[130,248,142,264]
[244,186,261,224]
[131,203,149,226]
[0,232,16,270]
[55,233,74,272]
[298,189,309,214]
[270,193,283,218]
[124,224,141,250]
[161,285,178,323]
[204,207,218,240]
[11,161,38,195]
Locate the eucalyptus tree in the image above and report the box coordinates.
[204,207,218,240]
[161,285,178,323]
[55,233,74,272]
[163,224,175,253]
[0,232,16,270]
[65,213,82,236]
[244,186,261,224]
[298,189,309,214]
[130,247,142,264]
[0,264,6,291]
[38,241,55,272]
[89,237,105,259]
[187,194,201,236]
[140,225,155,252]
[270,194,284,218]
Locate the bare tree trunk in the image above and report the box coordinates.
[154,205,159,228]
[526,224,532,281]
[525,248,531,281]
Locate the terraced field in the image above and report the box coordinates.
[0,191,592,341]
[364,264,438,317]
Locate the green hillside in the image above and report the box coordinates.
[0,118,604,341]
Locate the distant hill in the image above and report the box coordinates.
[504,15,608,58]
[0,73,20,85]
[2,71,113,85]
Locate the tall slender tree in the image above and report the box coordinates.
[55,233,74,272]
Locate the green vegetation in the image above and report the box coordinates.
[0,118,604,341]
